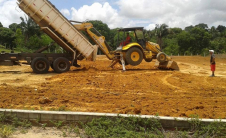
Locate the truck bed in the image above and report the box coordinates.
[17,0,95,58]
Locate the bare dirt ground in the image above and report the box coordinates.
[0,56,226,119]
[11,127,79,138]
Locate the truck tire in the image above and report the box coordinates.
[53,57,70,73]
[145,58,153,62]
[31,57,50,74]
[157,52,167,63]
[125,47,143,66]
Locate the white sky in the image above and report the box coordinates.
[0,0,226,30]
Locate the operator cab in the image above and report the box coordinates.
[117,27,146,48]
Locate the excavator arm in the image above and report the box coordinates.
[71,21,115,60]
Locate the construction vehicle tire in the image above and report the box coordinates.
[31,57,50,74]
[157,52,167,63]
[53,57,70,73]
[145,58,153,62]
[125,47,143,66]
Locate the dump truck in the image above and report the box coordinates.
[0,0,98,74]
[0,0,178,73]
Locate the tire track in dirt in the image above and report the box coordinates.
[161,74,181,90]
[178,62,207,76]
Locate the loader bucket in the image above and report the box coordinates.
[154,61,179,70]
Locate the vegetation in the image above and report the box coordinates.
[82,116,226,138]
[0,112,31,137]
[83,116,163,138]
[0,112,226,137]
[1,16,226,55]
[0,125,14,138]
[0,16,62,53]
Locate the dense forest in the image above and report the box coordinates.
[0,17,226,55]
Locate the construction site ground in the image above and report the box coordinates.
[0,56,226,119]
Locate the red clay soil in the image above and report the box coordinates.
[0,56,226,119]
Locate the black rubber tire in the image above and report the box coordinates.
[31,57,50,74]
[125,47,143,66]
[53,57,70,73]
[144,58,153,62]
[157,52,167,63]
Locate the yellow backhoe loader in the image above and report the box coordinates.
[71,21,179,71]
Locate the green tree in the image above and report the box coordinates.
[210,37,226,53]
[19,16,41,42]
[146,29,157,43]
[177,31,192,54]
[171,28,182,34]
[163,27,182,55]
[190,27,211,53]
[13,28,25,50]
[154,24,169,49]
[9,23,20,32]
[216,25,226,33]
[177,27,211,54]
[209,26,219,40]
[0,27,15,49]
[0,22,3,28]
[165,27,182,39]
[195,23,208,30]
[40,34,59,52]
[26,34,43,50]
[163,38,179,55]
[185,25,194,32]
[109,28,118,50]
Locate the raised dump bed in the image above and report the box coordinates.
[17,0,95,58]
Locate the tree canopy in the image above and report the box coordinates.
[0,18,226,55]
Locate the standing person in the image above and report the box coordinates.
[209,50,215,77]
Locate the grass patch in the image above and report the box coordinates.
[83,116,163,138]
[187,114,226,137]
[0,112,225,137]
[0,125,14,138]
[81,115,226,138]
[0,112,31,137]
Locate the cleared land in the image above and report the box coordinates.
[0,56,226,119]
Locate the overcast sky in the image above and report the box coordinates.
[0,0,226,30]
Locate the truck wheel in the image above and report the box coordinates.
[125,47,143,66]
[157,52,166,63]
[53,57,70,73]
[145,58,153,62]
[31,57,50,74]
